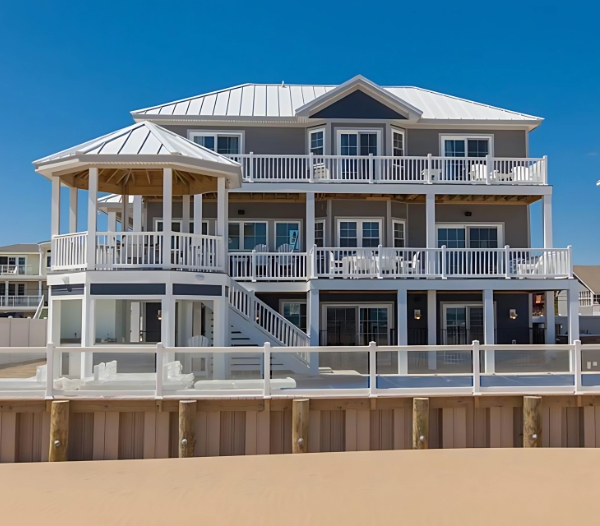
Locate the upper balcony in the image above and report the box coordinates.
[0,265,38,276]
[225,154,547,186]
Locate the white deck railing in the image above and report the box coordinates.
[0,265,35,276]
[228,280,310,349]
[52,232,224,272]
[0,295,43,308]
[229,251,308,281]
[227,154,547,185]
[2,340,599,399]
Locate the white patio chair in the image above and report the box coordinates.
[469,164,487,182]
[253,243,269,267]
[276,243,294,268]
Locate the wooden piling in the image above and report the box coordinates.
[523,396,542,448]
[178,400,197,458]
[48,400,70,462]
[412,398,429,449]
[292,399,310,453]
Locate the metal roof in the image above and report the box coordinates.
[574,266,600,294]
[131,82,542,122]
[34,121,240,167]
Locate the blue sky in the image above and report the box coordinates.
[1,1,599,262]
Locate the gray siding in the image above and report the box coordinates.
[406,129,527,157]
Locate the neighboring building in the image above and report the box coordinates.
[33,75,580,378]
[0,242,50,318]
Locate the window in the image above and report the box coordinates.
[46,254,51,268]
[281,301,307,331]
[436,225,502,249]
[309,128,325,156]
[228,221,268,251]
[189,132,243,155]
[6,283,25,296]
[441,136,492,158]
[338,131,380,156]
[155,220,182,232]
[392,220,405,248]
[189,221,209,235]
[275,222,301,251]
[337,219,382,248]
[315,220,325,248]
[392,129,405,157]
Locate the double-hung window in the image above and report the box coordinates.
[275,222,301,251]
[228,221,268,251]
[337,219,381,248]
[392,129,405,157]
[392,220,406,248]
[280,301,307,331]
[314,220,325,248]
[189,132,243,156]
[309,128,325,156]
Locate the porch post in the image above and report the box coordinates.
[397,289,408,374]
[87,168,98,271]
[542,194,553,249]
[161,293,176,365]
[133,196,142,232]
[108,212,117,232]
[194,194,203,235]
[212,295,229,379]
[545,291,556,344]
[51,176,61,238]
[483,289,495,373]
[162,168,173,269]
[69,187,78,233]
[306,192,315,250]
[182,195,190,233]
[80,294,95,378]
[426,193,435,275]
[308,287,320,346]
[216,177,228,268]
[121,194,129,232]
[568,284,580,344]
[386,200,393,247]
[427,289,436,370]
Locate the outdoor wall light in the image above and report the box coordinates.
[157,309,162,321]
[414,309,421,320]
[509,309,518,320]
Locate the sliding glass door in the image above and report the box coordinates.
[323,305,391,346]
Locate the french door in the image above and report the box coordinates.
[437,226,500,275]
[338,131,379,180]
[324,305,391,346]
[442,137,490,181]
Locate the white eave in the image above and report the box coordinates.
[33,121,242,188]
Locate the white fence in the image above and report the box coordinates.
[0,265,35,276]
[2,339,600,399]
[229,154,547,185]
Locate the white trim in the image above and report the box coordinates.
[335,128,383,156]
[187,130,245,154]
[439,134,494,158]
[314,219,326,248]
[390,127,406,157]
[274,220,303,251]
[306,126,326,155]
[435,222,505,248]
[336,218,383,247]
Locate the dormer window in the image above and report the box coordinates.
[189,132,242,155]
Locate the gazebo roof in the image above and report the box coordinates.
[33,122,242,195]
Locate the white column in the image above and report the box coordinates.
[108,212,117,232]
[545,291,556,344]
[133,196,142,232]
[427,289,436,370]
[182,195,190,233]
[483,289,495,373]
[386,200,393,247]
[397,289,408,374]
[80,295,95,378]
[130,302,141,343]
[51,177,61,237]
[308,288,320,346]
[161,294,176,364]
[306,192,315,250]
[542,194,553,249]
[87,168,98,270]
[426,193,436,248]
[568,285,580,344]
[212,296,229,379]
[162,168,173,269]
[216,177,228,267]
[326,200,333,246]
[69,187,78,233]
[48,297,61,345]
[194,194,203,235]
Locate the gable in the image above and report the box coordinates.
[310,90,407,120]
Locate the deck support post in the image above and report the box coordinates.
[51,176,61,238]
[412,397,429,449]
[133,195,142,232]
[427,290,436,369]
[292,399,310,453]
[69,187,78,233]
[483,289,495,373]
[523,396,542,447]
[49,400,70,462]
[545,291,556,343]
[216,177,228,269]
[568,283,580,344]
[397,288,408,374]
[306,192,315,250]
[193,194,203,235]
[87,168,98,271]
[178,400,197,458]
[162,168,173,269]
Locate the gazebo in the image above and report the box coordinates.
[33,121,242,272]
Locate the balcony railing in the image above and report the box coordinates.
[229,251,308,281]
[0,265,36,276]
[226,154,547,185]
[0,295,43,308]
[52,232,224,272]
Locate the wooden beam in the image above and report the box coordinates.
[292,399,310,453]
[523,396,542,448]
[49,400,69,462]
[179,400,197,458]
[412,398,429,450]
